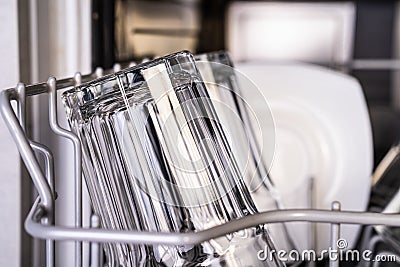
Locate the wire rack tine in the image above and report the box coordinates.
[95,67,104,78]
[17,82,55,267]
[47,77,82,267]
[16,83,26,130]
[90,215,101,267]
[113,63,121,72]
[16,83,56,193]
[329,202,341,267]
[30,141,55,267]
[73,72,84,267]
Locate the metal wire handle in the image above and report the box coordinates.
[1,62,400,267]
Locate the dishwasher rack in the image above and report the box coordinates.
[2,61,400,267]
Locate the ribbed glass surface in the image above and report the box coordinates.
[195,51,298,256]
[62,51,282,267]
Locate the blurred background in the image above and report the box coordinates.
[1,0,400,266]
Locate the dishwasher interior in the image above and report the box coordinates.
[2,1,400,266]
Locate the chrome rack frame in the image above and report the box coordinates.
[1,60,400,267]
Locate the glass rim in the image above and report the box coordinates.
[62,50,195,99]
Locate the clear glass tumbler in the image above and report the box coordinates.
[62,51,283,267]
[194,51,299,255]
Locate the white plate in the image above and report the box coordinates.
[235,62,373,252]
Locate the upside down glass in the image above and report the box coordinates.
[62,51,283,266]
[194,52,298,254]
[194,51,276,194]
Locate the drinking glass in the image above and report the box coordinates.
[62,51,283,267]
[195,51,298,254]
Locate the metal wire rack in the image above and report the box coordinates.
[2,61,400,267]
